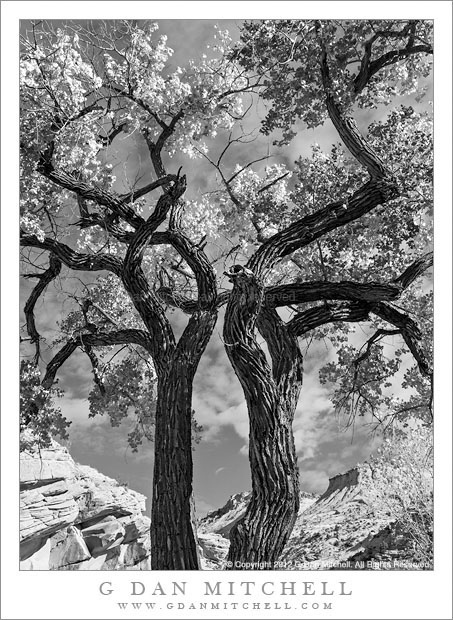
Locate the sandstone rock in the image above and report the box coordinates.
[20,481,78,544]
[198,533,229,569]
[199,491,251,539]
[81,515,126,556]
[20,441,76,485]
[124,557,151,571]
[123,535,151,566]
[74,465,146,524]
[20,437,151,571]
[121,515,150,543]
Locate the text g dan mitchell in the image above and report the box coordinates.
[99,580,352,597]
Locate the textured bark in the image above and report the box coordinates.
[151,310,217,570]
[223,269,302,567]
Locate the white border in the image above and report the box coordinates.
[2,2,452,619]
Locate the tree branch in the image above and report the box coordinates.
[319,37,388,178]
[142,117,219,310]
[20,232,123,275]
[119,174,178,204]
[83,345,106,395]
[37,153,144,229]
[23,254,62,364]
[257,306,303,393]
[372,302,432,378]
[354,26,433,94]
[75,213,135,243]
[247,176,398,276]
[41,329,154,389]
[120,181,189,371]
[266,251,433,308]
[393,250,433,289]
[287,301,371,336]
[265,279,401,307]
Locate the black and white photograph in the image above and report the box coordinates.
[1,2,452,619]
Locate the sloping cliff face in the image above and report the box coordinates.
[279,464,393,568]
[20,438,151,570]
[198,464,414,570]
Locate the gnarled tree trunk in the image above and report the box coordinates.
[223,268,303,567]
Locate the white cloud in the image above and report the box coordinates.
[59,396,92,426]
[293,373,336,460]
[197,400,250,444]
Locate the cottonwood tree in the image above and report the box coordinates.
[214,19,433,566]
[19,20,256,570]
[20,18,433,570]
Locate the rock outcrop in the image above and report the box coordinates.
[20,438,150,570]
[198,464,421,570]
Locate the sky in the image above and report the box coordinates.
[19,18,432,518]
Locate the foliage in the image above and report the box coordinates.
[20,360,71,448]
[363,423,433,565]
[234,20,433,143]
[88,352,157,451]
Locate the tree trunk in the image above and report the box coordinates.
[151,310,216,570]
[228,399,301,568]
[223,268,303,568]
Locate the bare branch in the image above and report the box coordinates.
[83,345,106,395]
[257,171,290,194]
[23,254,62,364]
[119,174,178,204]
[42,329,154,389]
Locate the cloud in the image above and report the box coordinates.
[293,373,336,461]
[199,401,250,444]
[58,396,92,426]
